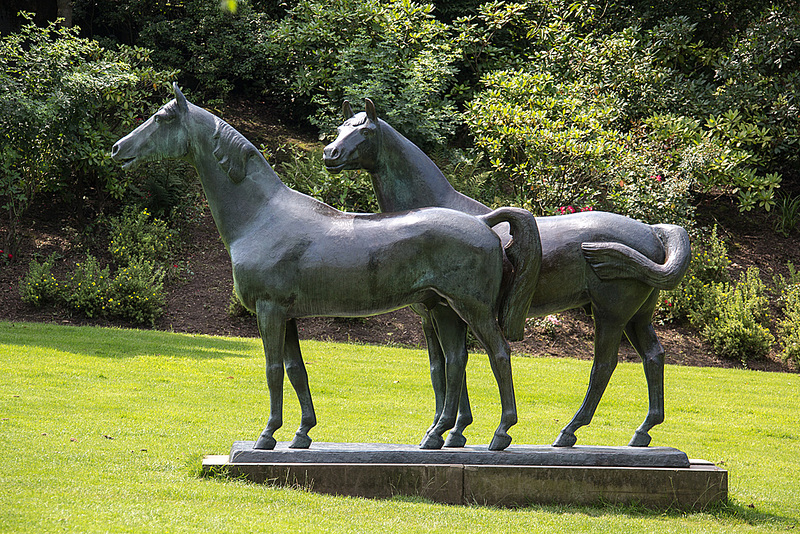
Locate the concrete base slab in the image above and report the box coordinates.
[202,442,727,509]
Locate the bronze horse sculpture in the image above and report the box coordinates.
[323,99,692,448]
[111,84,541,451]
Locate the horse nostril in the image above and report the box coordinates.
[111,143,119,158]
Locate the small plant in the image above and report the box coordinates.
[773,262,800,296]
[700,268,773,362]
[527,314,563,337]
[773,194,800,237]
[227,289,253,318]
[106,257,166,326]
[64,255,112,319]
[19,253,61,306]
[109,207,175,266]
[779,284,800,365]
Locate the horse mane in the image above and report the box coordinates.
[212,117,261,184]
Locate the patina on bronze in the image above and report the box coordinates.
[324,99,692,448]
[111,84,541,451]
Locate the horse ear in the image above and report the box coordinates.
[342,100,354,119]
[365,98,377,122]
[173,82,188,113]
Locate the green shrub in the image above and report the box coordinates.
[20,208,171,325]
[227,289,253,318]
[274,147,378,213]
[106,257,166,326]
[700,268,773,362]
[109,207,175,266]
[270,0,460,147]
[0,15,175,252]
[779,284,800,365]
[464,69,624,213]
[136,0,276,103]
[64,255,112,319]
[18,254,61,306]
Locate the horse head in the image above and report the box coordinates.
[111,82,191,170]
[323,98,381,174]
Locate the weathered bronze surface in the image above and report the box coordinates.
[324,99,692,448]
[112,84,541,451]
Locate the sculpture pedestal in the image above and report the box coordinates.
[202,442,727,509]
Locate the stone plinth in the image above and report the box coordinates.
[202,442,727,509]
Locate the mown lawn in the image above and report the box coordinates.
[1,321,798,533]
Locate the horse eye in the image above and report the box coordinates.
[361,128,374,137]
[155,114,174,124]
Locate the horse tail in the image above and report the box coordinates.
[479,207,541,342]
[581,224,691,290]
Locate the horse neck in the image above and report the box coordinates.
[372,123,458,212]
[186,108,285,247]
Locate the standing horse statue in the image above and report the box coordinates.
[323,99,692,448]
[111,84,541,451]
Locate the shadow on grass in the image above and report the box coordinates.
[528,498,797,529]
[0,321,258,360]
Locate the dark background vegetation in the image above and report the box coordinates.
[1,0,798,370]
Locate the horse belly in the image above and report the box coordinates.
[291,233,500,318]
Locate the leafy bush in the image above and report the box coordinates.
[136,0,277,103]
[700,268,774,362]
[465,69,624,214]
[19,207,172,325]
[109,207,175,266]
[19,254,61,306]
[463,8,797,216]
[0,15,175,252]
[269,0,460,147]
[779,284,800,365]
[64,255,112,318]
[106,257,166,326]
[273,147,378,213]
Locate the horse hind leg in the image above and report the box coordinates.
[444,373,472,448]
[284,319,317,449]
[553,316,623,447]
[420,306,468,450]
[415,305,447,439]
[463,311,517,451]
[624,293,665,447]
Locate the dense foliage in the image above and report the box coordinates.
[3,0,799,362]
[0,14,175,252]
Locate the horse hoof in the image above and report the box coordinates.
[444,432,467,448]
[489,432,512,451]
[552,431,577,448]
[254,434,277,450]
[420,433,445,450]
[289,433,312,449]
[628,431,651,447]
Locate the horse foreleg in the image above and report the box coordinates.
[624,300,665,447]
[553,318,622,447]
[421,306,467,449]
[254,301,287,450]
[284,319,317,449]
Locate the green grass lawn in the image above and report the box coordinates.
[1,321,798,533]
